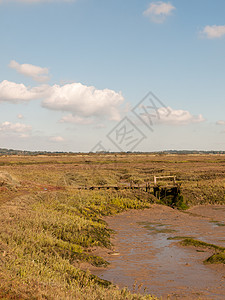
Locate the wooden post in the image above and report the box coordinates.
[130,180,133,189]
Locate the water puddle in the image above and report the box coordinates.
[92,205,225,299]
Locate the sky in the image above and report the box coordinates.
[0,0,225,152]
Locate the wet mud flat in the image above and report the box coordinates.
[91,205,225,299]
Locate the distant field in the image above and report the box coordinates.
[1,153,225,206]
[0,154,224,299]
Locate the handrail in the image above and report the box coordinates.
[154,175,176,185]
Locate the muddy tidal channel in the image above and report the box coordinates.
[92,205,225,299]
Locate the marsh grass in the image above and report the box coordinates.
[137,222,176,234]
[209,221,225,227]
[167,236,194,240]
[1,153,225,298]
[180,238,225,264]
[0,189,155,299]
[205,252,225,264]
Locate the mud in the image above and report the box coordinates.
[91,205,225,299]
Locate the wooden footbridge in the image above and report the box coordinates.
[76,175,180,201]
[152,176,180,200]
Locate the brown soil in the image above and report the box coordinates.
[91,205,225,299]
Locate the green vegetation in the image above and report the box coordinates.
[205,252,225,264]
[1,153,225,298]
[0,189,156,299]
[158,191,189,210]
[180,238,225,264]
[180,238,225,251]
[1,152,225,207]
[209,220,225,226]
[167,236,194,240]
[137,222,176,234]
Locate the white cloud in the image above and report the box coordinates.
[9,60,49,83]
[60,114,94,125]
[17,114,24,119]
[141,107,204,125]
[216,120,225,125]
[0,79,124,123]
[94,123,106,129]
[157,107,205,125]
[0,121,32,133]
[201,25,225,39]
[143,1,175,23]
[42,82,124,122]
[49,136,65,142]
[19,133,30,138]
[0,80,46,103]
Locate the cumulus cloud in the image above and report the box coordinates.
[42,82,124,122]
[17,114,24,119]
[94,123,106,129]
[143,1,175,23]
[0,80,46,103]
[19,133,30,138]
[60,114,94,125]
[0,121,32,133]
[9,60,50,82]
[49,136,65,142]
[216,120,225,125]
[0,79,124,123]
[201,25,225,39]
[157,107,205,125]
[141,106,204,125]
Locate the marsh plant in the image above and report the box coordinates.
[0,189,156,299]
[1,153,225,299]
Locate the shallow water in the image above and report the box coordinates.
[92,205,225,299]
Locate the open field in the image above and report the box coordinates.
[0,153,225,299]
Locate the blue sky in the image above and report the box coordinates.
[0,0,225,152]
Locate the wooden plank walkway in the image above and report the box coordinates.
[69,176,180,201]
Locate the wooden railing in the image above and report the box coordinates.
[153,175,176,186]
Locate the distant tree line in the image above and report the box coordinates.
[0,148,225,156]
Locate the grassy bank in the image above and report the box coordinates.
[180,238,225,264]
[0,189,156,299]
